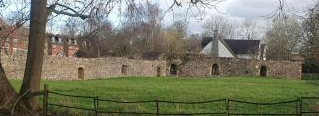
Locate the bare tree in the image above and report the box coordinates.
[202,16,236,39]
[76,18,114,58]
[300,2,319,73]
[185,34,201,54]
[265,16,302,61]
[240,19,258,40]
[173,20,188,39]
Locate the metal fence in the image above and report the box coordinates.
[32,85,319,116]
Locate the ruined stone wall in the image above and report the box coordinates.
[2,55,166,80]
[2,54,302,80]
[169,56,302,79]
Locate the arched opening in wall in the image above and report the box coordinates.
[260,66,267,77]
[170,64,177,75]
[157,67,161,77]
[211,64,219,76]
[121,65,128,75]
[78,68,84,79]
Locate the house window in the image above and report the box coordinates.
[170,64,177,75]
[78,68,84,79]
[260,66,267,77]
[157,67,161,77]
[121,65,128,75]
[211,64,219,75]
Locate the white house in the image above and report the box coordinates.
[200,36,266,60]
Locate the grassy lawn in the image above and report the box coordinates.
[303,73,319,80]
[10,77,319,115]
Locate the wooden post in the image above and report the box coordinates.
[156,100,160,116]
[94,97,99,116]
[43,84,48,116]
[299,97,302,116]
[296,98,299,116]
[226,98,229,116]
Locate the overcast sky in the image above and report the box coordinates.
[115,0,310,34]
[1,0,311,35]
[181,0,308,34]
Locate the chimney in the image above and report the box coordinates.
[210,30,219,57]
[213,30,218,39]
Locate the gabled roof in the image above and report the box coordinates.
[223,39,260,54]
[201,37,213,48]
[200,37,237,57]
[201,37,261,56]
[218,38,237,57]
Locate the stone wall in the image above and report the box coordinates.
[1,54,302,80]
[2,55,166,80]
[167,56,302,79]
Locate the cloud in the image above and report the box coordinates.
[226,0,279,18]
[185,0,310,33]
[226,0,309,19]
[108,0,310,34]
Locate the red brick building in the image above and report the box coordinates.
[47,34,79,57]
[1,20,79,57]
[0,19,29,56]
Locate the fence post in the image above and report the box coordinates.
[94,97,99,116]
[296,98,299,116]
[299,97,302,116]
[156,100,160,116]
[226,98,229,116]
[43,84,48,116]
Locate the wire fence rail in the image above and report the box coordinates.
[30,85,319,116]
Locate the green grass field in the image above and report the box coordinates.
[10,77,319,115]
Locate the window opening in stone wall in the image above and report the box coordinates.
[157,67,161,77]
[170,64,177,75]
[122,65,128,75]
[78,67,84,79]
[260,66,267,77]
[54,37,59,42]
[245,71,249,74]
[211,64,219,75]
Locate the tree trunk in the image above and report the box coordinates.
[0,63,18,113]
[19,0,47,112]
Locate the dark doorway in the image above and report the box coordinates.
[260,66,267,77]
[78,68,84,79]
[170,64,177,75]
[157,67,161,77]
[211,64,219,75]
[122,65,128,75]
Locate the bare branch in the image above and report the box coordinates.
[48,3,90,19]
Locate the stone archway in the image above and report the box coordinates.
[121,65,128,75]
[211,64,219,76]
[170,64,177,75]
[78,67,84,79]
[157,67,161,77]
[260,66,267,77]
